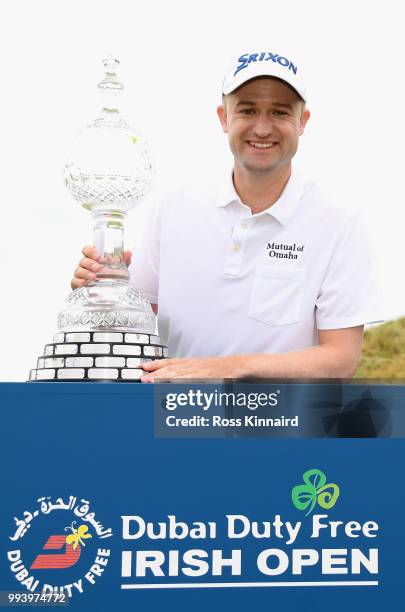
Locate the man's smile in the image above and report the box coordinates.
[247,141,278,149]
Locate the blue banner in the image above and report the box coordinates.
[0,383,403,611]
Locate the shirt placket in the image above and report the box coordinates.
[223,204,253,276]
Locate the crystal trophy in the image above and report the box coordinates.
[29,56,167,382]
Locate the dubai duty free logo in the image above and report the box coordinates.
[292,469,340,516]
[7,495,113,599]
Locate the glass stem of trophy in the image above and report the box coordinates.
[30,56,167,382]
[93,210,128,281]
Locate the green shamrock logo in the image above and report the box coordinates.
[292,469,340,516]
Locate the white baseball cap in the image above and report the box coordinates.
[222,50,307,102]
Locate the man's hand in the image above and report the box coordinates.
[140,327,364,382]
[141,356,247,383]
[71,245,132,289]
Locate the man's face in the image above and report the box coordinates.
[217,77,310,176]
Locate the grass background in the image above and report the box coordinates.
[355,318,405,378]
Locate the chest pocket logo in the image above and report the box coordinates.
[249,264,306,326]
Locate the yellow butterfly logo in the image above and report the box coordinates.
[64,522,92,551]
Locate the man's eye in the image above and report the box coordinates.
[273,110,287,116]
[240,108,255,115]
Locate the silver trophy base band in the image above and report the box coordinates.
[29,330,168,382]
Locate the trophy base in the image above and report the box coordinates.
[29,329,167,382]
[29,282,167,382]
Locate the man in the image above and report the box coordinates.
[72,50,382,382]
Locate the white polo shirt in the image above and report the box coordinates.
[129,170,383,358]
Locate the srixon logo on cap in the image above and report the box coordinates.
[234,52,298,76]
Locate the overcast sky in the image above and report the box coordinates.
[1,0,403,380]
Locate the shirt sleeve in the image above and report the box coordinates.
[127,196,163,304]
[316,212,385,329]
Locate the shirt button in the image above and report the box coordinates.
[240,222,248,230]
[233,243,241,252]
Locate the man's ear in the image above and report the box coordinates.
[299,108,310,136]
[217,105,228,133]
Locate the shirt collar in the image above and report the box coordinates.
[215,167,306,226]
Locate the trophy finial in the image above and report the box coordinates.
[97,55,124,109]
[102,54,119,72]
